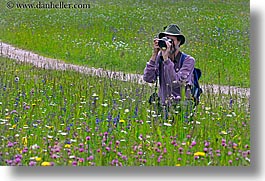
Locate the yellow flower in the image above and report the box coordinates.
[41,161,51,166]
[64,144,71,148]
[22,137,28,146]
[220,130,228,135]
[176,164,181,166]
[12,124,17,129]
[119,119,125,123]
[35,157,42,162]
[194,152,206,157]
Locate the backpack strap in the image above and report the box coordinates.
[180,52,187,68]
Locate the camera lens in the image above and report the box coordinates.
[158,40,167,49]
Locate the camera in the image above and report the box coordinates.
[158,37,172,50]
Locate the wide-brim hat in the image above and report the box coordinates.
[158,24,185,46]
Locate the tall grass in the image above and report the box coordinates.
[0,57,250,166]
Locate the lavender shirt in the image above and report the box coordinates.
[143,52,195,105]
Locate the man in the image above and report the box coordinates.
[143,24,195,119]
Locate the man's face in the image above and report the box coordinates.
[166,35,180,48]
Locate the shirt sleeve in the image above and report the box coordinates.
[143,59,158,83]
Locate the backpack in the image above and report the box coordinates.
[180,52,203,106]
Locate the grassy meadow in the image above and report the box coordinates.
[0,0,251,166]
[0,0,250,87]
[0,57,250,166]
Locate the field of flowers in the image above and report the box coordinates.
[0,57,250,166]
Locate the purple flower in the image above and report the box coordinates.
[229,160,233,164]
[204,141,210,147]
[117,152,122,157]
[122,155,127,161]
[14,157,21,164]
[72,161,78,166]
[7,142,14,147]
[228,151,233,156]
[191,141,196,147]
[105,147,110,152]
[216,150,221,153]
[138,151,143,155]
[115,140,120,146]
[157,142,162,147]
[79,148,84,152]
[87,155,94,161]
[86,136,91,141]
[29,161,37,166]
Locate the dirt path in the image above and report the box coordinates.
[0,41,250,98]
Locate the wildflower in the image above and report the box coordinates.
[220,131,228,135]
[194,155,200,160]
[119,119,125,123]
[87,155,94,161]
[41,161,51,166]
[163,122,172,126]
[117,152,122,157]
[115,140,120,146]
[191,141,196,147]
[35,157,42,162]
[122,155,127,161]
[64,144,71,148]
[14,76,19,82]
[105,147,110,152]
[228,151,233,156]
[176,164,181,166]
[72,161,78,166]
[22,137,27,146]
[29,161,37,166]
[7,141,14,147]
[86,136,90,141]
[157,142,162,147]
[79,158,84,163]
[194,152,206,157]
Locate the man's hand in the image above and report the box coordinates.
[151,38,160,62]
[161,40,171,61]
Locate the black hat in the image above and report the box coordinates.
[158,24,186,46]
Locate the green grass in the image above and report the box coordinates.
[0,0,250,87]
[0,57,250,166]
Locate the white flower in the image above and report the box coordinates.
[92,93,98,97]
[124,109,129,113]
[60,132,68,136]
[163,123,172,127]
[31,144,39,150]
[102,103,108,107]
